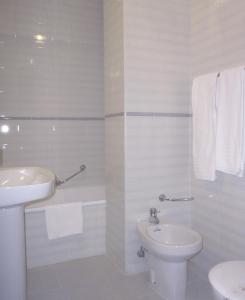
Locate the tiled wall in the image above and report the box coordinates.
[123,0,192,274]
[104,0,192,274]
[125,116,192,273]
[104,0,245,276]
[104,0,126,271]
[25,202,106,268]
[104,0,124,115]
[105,117,125,271]
[0,0,105,268]
[190,0,245,275]
[124,0,191,113]
[4,0,245,276]
[0,0,104,187]
[0,119,104,187]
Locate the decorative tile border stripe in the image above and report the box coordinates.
[105,112,192,118]
[126,112,192,117]
[105,112,124,118]
[0,112,192,121]
[0,116,104,121]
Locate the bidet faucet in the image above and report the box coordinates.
[149,208,159,224]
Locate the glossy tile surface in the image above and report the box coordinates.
[0,0,104,118]
[0,119,104,187]
[123,0,192,273]
[104,0,193,275]
[124,0,191,114]
[125,116,192,273]
[105,117,125,271]
[104,0,125,272]
[191,0,245,276]
[0,0,105,189]
[27,256,213,300]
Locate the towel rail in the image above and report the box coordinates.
[217,67,245,77]
[56,164,86,186]
[159,194,194,202]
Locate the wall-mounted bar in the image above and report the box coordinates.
[217,67,245,77]
[159,194,194,202]
[56,164,86,186]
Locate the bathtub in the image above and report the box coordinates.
[25,185,106,268]
[26,184,106,212]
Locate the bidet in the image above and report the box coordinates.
[137,220,202,300]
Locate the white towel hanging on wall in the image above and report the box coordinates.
[192,72,218,181]
[192,65,245,181]
[216,66,245,177]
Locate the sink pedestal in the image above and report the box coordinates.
[0,167,55,300]
[0,206,26,300]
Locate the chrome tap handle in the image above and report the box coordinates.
[150,207,158,216]
[149,208,160,224]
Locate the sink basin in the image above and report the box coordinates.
[0,167,55,208]
[0,166,55,300]
[137,220,202,261]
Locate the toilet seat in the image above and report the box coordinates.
[209,261,245,300]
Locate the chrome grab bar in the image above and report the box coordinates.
[159,194,194,202]
[56,164,86,186]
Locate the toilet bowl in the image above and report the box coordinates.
[209,261,245,300]
[137,220,202,300]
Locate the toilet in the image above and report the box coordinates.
[209,261,245,300]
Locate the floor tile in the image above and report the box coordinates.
[28,255,213,300]
[28,265,61,293]
[28,288,70,300]
[136,294,164,300]
[187,280,213,300]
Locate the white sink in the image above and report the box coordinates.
[0,167,55,208]
[0,166,55,300]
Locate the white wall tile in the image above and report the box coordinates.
[125,116,192,273]
[0,120,104,187]
[124,0,191,114]
[0,0,105,186]
[104,0,124,115]
[191,0,245,275]
[104,0,126,272]
[105,117,125,271]
[0,0,104,118]
[122,0,191,273]
[0,0,105,268]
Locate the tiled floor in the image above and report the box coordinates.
[28,256,213,300]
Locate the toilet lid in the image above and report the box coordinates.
[209,261,245,300]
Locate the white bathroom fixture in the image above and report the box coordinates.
[137,220,202,300]
[0,167,55,300]
[209,261,245,300]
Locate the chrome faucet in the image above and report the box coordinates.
[149,208,159,224]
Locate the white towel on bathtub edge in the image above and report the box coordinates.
[45,202,83,240]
